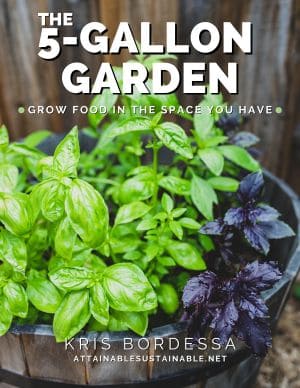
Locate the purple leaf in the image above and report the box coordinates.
[224,207,245,226]
[243,225,270,254]
[182,272,217,308]
[255,205,280,222]
[210,299,239,344]
[236,312,272,356]
[239,294,268,319]
[236,261,281,292]
[237,172,264,203]
[259,220,295,239]
[231,132,260,148]
[200,219,225,235]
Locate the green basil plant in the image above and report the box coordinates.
[0,54,264,342]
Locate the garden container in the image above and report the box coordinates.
[0,134,299,388]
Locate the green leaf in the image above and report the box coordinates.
[41,180,67,222]
[90,284,109,327]
[179,217,201,230]
[155,122,193,159]
[49,267,94,291]
[0,164,18,193]
[55,217,77,259]
[65,179,109,248]
[161,193,174,213]
[0,296,13,335]
[171,208,187,218]
[24,130,51,148]
[53,290,91,342]
[208,176,239,192]
[3,281,28,318]
[191,175,218,220]
[198,148,224,176]
[157,256,176,267]
[114,201,151,226]
[53,127,80,178]
[219,145,260,172]
[0,230,27,272]
[203,136,228,147]
[108,117,152,141]
[159,176,191,196]
[204,92,223,106]
[136,218,157,231]
[157,283,179,315]
[0,193,33,235]
[112,310,148,336]
[167,241,206,270]
[169,220,183,240]
[102,263,157,312]
[193,102,214,139]
[119,175,154,204]
[27,271,62,313]
[0,125,9,151]
[88,90,118,128]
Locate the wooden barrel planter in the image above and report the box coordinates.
[0,134,299,388]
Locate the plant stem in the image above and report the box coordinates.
[152,138,159,207]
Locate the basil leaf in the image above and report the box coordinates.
[90,284,109,326]
[191,175,218,220]
[0,230,27,272]
[203,136,228,147]
[65,179,109,248]
[0,193,32,235]
[55,217,77,259]
[205,92,223,106]
[179,217,201,230]
[3,281,28,318]
[88,90,118,128]
[193,103,214,140]
[208,177,239,192]
[169,220,183,240]
[108,315,128,331]
[53,290,91,342]
[198,148,224,176]
[159,176,191,196]
[114,201,151,226]
[219,145,260,172]
[136,218,157,231]
[112,310,148,336]
[41,180,67,222]
[161,193,174,213]
[108,117,152,141]
[167,241,206,270]
[27,271,62,313]
[103,263,157,312]
[0,296,13,335]
[0,164,18,193]
[24,130,51,148]
[155,122,193,159]
[119,175,154,204]
[0,125,9,151]
[53,127,80,178]
[171,208,187,218]
[49,267,94,291]
[157,283,179,315]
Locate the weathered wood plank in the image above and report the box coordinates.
[0,333,27,376]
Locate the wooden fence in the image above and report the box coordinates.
[0,0,299,192]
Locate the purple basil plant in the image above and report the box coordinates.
[182,172,294,356]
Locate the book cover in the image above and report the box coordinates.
[0,1,299,387]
